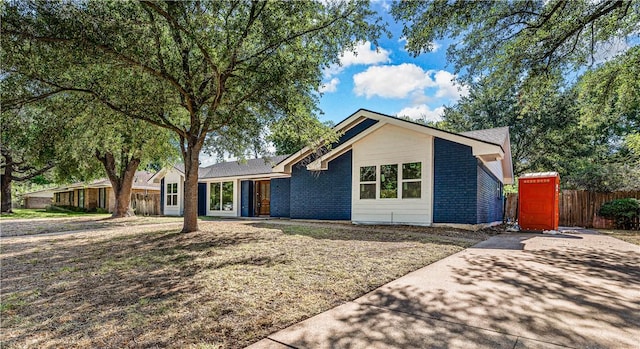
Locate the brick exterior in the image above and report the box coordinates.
[335,118,378,146]
[477,164,504,223]
[240,180,254,217]
[270,178,290,217]
[433,138,478,224]
[289,150,352,220]
[198,182,206,216]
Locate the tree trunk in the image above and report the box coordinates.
[1,163,13,213]
[96,151,141,218]
[181,140,202,233]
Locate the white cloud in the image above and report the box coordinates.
[352,63,468,101]
[319,77,340,93]
[323,41,391,79]
[396,105,446,123]
[592,37,630,64]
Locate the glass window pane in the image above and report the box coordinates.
[402,181,421,199]
[402,162,421,180]
[172,183,178,193]
[380,164,398,199]
[360,183,376,199]
[222,182,233,211]
[210,183,221,210]
[360,166,376,182]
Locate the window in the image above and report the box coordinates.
[359,166,376,199]
[78,189,85,208]
[380,164,398,199]
[98,188,106,208]
[55,193,60,203]
[210,182,234,211]
[167,183,178,206]
[402,162,422,199]
[69,191,74,206]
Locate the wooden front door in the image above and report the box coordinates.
[256,181,270,216]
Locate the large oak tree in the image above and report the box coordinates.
[2,0,384,232]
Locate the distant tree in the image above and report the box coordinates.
[2,0,384,232]
[392,0,639,104]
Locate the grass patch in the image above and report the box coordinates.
[0,208,110,220]
[1,221,489,348]
[597,229,640,245]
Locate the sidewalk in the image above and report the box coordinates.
[248,231,640,348]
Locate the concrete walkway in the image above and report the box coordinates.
[247,231,640,349]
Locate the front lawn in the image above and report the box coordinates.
[597,229,640,246]
[0,221,486,348]
[0,208,110,220]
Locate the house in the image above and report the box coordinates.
[21,188,55,209]
[152,109,514,229]
[52,171,160,212]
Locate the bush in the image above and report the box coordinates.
[45,205,74,213]
[598,198,640,230]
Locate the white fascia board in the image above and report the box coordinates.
[501,136,515,185]
[307,121,386,171]
[200,173,290,183]
[272,111,374,174]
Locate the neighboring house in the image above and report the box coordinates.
[21,188,55,209]
[52,171,160,212]
[152,109,514,229]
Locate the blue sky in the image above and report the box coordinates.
[316,1,467,125]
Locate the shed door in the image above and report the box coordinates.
[256,181,270,216]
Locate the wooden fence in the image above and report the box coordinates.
[131,193,161,216]
[504,190,640,229]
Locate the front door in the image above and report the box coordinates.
[256,180,270,216]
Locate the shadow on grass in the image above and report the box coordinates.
[273,240,640,349]
[251,223,476,247]
[0,225,279,348]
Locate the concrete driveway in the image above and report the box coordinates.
[248,230,640,348]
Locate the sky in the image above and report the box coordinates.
[316,1,467,125]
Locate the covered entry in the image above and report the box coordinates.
[256,180,271,216]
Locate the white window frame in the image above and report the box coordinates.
[209,181,234,211]
[359,165,377,200]
[166,182,178,207]
[401,162,422,199]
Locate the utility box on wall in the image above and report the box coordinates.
[518,172,560,231]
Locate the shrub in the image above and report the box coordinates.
[45,205,74,213]
[598,198,640,230]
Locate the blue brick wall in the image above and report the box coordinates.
[198,183,207,216]
[289,150,352,220]
[160,178,164,215]
[433,138,478,224]
[270,178,291,217]
[240,180,254,217]
[335,118,378,146]
[476,164,504,223]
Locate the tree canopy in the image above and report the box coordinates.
[2,0,384,231]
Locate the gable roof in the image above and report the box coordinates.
[199,155,290,179]
[274,109,514,184]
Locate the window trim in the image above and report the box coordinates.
[166,182,178,207]
[357,161,423,200]
[359,165,377,200]
[209,181,234,212]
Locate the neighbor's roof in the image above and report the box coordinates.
[199,155,290,179]
[52,171,160,192]
[460,126,510,146]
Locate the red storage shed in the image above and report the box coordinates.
[518,172,560,231]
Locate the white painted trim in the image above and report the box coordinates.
[200,173,289,182]
[205,179,239,217]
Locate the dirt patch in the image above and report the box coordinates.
[0,221,487,348]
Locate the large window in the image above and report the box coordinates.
[98,188,107,208]
[380,164,398,199]
[359,166,376,199]
[358,162,422,200]
[78,189,85,208]
[402,162,422,199]
[69,191,74,206]
[55,193,60,204]
[167,183,178,206]
[210,181,234,211]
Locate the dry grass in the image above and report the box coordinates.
[0,216,184,237]
[596,229,640,245]
[1,220,488,348]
